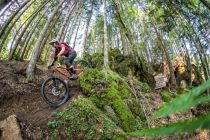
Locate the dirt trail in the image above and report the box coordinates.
[0,61,82,139]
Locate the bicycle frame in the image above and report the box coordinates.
[51,66,84,79]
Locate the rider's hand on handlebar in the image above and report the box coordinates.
[47,66,52,70]
[48,65,52,69]
[54,56,58,60]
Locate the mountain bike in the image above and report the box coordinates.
[41,60,91,107]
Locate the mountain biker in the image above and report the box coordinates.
[48,39,77,80]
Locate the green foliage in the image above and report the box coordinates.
[49,98,126,139]
[0,48,9,60]
[50,129,59,140]
[152,79,210,120]
[125,98,146,129]
[79,69,144,132]
[140,82,151,93]
[108,49,134,76]
[161,91,172,102]
[130,112,210,137]
[104,105,120,125]
[84,53,104,69]
[48,120,63,129]
[84,48,155,87]
[128,79,210,138]
[13,53,24,61]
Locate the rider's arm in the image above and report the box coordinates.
[51,57,57,66]
[49,51,57,67]
[57,44,65,57]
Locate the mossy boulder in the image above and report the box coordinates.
[124,98,146,129]
[104,105,120,125]
[84,53,104,69]
[84,48,155,87]
[49,98,126,140]
[79,69,144,132]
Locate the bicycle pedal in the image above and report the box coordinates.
[70,78,77,80]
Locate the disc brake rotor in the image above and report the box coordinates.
[52,87,60,96]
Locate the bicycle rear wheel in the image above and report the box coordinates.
[41,77,70,107]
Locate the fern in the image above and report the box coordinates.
[128,79,210,138]
[129,112,210,137]
[152,79,210,120]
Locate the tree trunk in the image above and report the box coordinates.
[120,30,128,56]
[39,26,54,61]
[0,0,30,38]
[113,1,136,56]
[17,30,30,57]
[39,13,62,61]
[178,12,209,81]
[20,8,47,60]
[152,22,177,87]
[8,0,49,60]
[73,17,82,49]
[26,0,66,82]
[56,1,77,41]
[65,1,84,43]
[0,0,33,53]
[47,11,66,65]
[80,1,93,59]
[182,38,192,87]
[24,37,35,59]
[43,46,51,62]
[144,42,151,62]
[0,0,12,10]
[103,0,109,70]
[0,0,14,20]
[60,27,68,42]
[200,0,210,10]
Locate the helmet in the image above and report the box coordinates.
[49,39,59,45]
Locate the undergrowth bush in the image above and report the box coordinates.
[49,98,126,139]
[129,79,210,138]
[84,48,155,87]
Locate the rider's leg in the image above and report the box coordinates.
[65,52,77,70]
[65,53,77,80]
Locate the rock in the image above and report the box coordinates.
[154,73,168,89]
[0,115,22,140]
[180,80,187,89]
[196,129,209,140]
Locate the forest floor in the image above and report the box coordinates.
[0,60,209,140]
[0,60,83,139]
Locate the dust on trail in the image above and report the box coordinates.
[0,60,81,139]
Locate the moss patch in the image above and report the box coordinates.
[79,69,144,132]
[49,98,126,139]
[84,48,155,87]
[161,91,172,102]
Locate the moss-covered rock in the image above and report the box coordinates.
[84,48,155,87]
[125,98,147,129]
[79,69,144,132]
[161,91,172,102]
[49,98,126,140]
[138,82,151,93]
[84,53,104,69]
[104,105,120,125]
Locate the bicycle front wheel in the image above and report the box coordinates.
[41,77,70,107]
